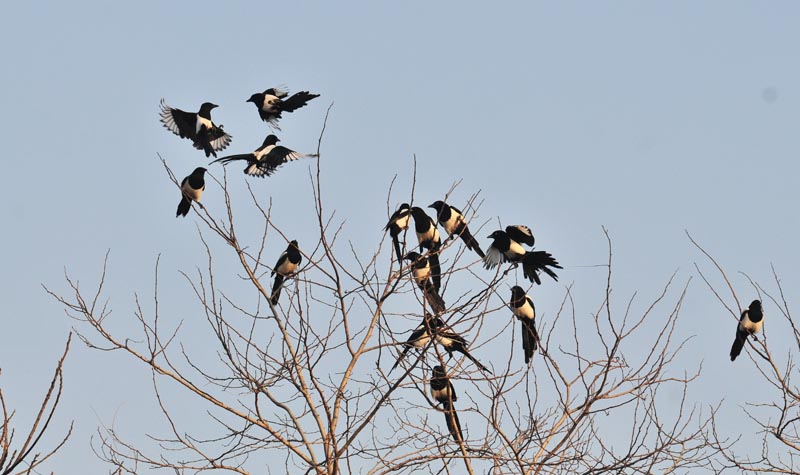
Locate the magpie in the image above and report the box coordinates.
[271,240,302,305]
[404,252,446,314]
[212,134,310,177]
[428,201,485,259]
[730,299,764,361]
[247,87,319,129]
[430,365,463,443]
[390,314,445,372]
[409,207,442,291]
[159,100,232,158]
[510,286,540,364]
[484,225,562,285]
[385,203,411,260]
[176,167,207,218]
[435,324,491,373]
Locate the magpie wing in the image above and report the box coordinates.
[160,100,197,139]
[505,225,535,246]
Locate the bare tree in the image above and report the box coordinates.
[0,335,72,475]
[691,233,800,474]
[45,114,720,474]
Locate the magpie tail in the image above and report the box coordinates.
[442,403,463,443]
[176,196,192,217]
[730,330,747,361]
[460,228,486,259]
[521,320,540,364]
[271,275,286,305]
[424,285,446,314]
[462,350,491,374]
[429,253,442,292]
[522,251,562,285]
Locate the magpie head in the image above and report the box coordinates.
[750,299,762,313]
[510,285,526,300]
[247,93,263,104]
[404,252,422,262]
[432,365,445,378]
[262,134,280,146]
[428,201,445,212]
[289,239,299,249]
[488,230,505,240]
[409,207,428,220]
[398,202,410,211]
[191,167,207,177]
[199,102,218,114]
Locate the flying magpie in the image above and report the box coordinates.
[730,299,764,361]
[390,313,445,372]
[271,240,302,305]
[176,167,207,218]
[430,365,463,443]
[409,207,442,291]
[510,286,540,364]
[159,100,232,158]
[404,252,446,314]
[385,203,411,260]
[434,324,491,373]
[484,225,562,285]
[211,134,310,177]
[428,201,485,259]
[247,87,319,129]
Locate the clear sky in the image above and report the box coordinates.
[1,1,799,472]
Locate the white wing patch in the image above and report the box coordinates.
[159,99,181,136]
[483,247,505,269]
[209,132,232,152]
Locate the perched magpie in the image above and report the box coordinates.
[484,225,562,285]
[212,134,310,177]
[390,314,445,372]
[510,286,540,364]
[247,87,319,129]
[159,100,232,158]
[428,201,485,259]
[409,207,442,291]
[730,299,764,361]
[176,167,207,218]
[404,252,446,314]
[435,324,491,373]
[271,240,302,305]
[430,365,463,443]
[385,203,411,260]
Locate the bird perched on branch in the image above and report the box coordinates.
[390,314,445,372]
[510,286,540,365]
[434,323,491,373]
[409,207,442,291]
[484,225,562,285]
[159,100,232,158]
[247,87,319,129]
[176,167,207,218]
[730,299,764,361]
[404,252,446,314]
[385,203,411,260]
[428,201,485,259]
[271,240,302,305]
[211,134,312,177]
[430,365,463,443]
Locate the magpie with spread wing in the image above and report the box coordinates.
[428,201,485,259]
[730,299,764,361]
[430,365,463,443]
[176,167,206,218]
[409,207,442,291]
[385,203,410,260]
[271,240,302,305]
[484,225,562,285]
[212,134,311,177]
[247,87,319,130]
[390,314,445,372]
[510,286,540,364]
[159,100,232,157]
[404,252,446,314]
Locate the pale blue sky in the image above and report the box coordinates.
[1,2,799,472]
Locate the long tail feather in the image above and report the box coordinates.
[730,330,747,361]
[443,402,463,443]
[271,275,285,305]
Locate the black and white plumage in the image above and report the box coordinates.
[730,299,764,361]
[428,201,485,259]
[484,225,562,285]
[159,100,232,158]
[211,134,309,177]
[385,203,411,260]
[435,325,491,374]
[176,167,207,218]
[246,87,319,129]
[510,286,540,365]
[390,314,445,372]
[404,252,446,314]
[430,365,463,443]
[271,240,302,305]
[409,207,442,291]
